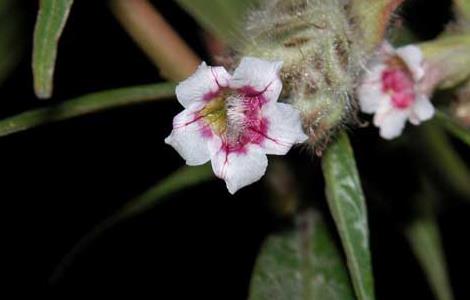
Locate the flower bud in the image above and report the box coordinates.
[234,0,402,152]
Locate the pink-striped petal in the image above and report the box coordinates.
[176,62,230,108]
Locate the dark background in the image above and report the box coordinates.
[1,0,468,299]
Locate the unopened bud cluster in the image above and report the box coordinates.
[236,0,367,152]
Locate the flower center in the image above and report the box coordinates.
[381,69,415,109]
[200,95,227,135]
[199,90,267,152]
[382,58,416,109]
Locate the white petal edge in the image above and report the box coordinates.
[176,62,231,108]
[260,102,308,155]
[410,95,435,124]
[358,64,387,114]
[229,57,283,103]
[396,45,424,81]
[375,110,409,140]
[210,144,268,194]
[165,103,212,166]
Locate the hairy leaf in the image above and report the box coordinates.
[0,82,176,138]
[322,131,375,300]
[32,0,74,98]
[250,210,355,300]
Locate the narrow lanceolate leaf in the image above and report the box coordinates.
[435,110,470,148]
[322,131,375,300]
[174,0,253,43]
[250,210,355,300]
[349,0,404,53]
[407,218,454,300]
[0,82,176,138]
[50,165,214,284]
[32,0,74,99]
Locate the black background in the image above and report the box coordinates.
[1,0,469,299]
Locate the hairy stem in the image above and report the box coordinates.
[110,0,200,80]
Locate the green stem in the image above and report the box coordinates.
[407,218,454,300]
[417,121,470,200]
[49,165,213,284]
[435,111,470,147]
[110,0,200,81]
[0,82,176,138]
[406,180,454,300]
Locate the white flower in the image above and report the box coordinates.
[358,42,435,139]
[165,57,307,194]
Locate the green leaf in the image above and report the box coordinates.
[174,0,254,43]
[50,164,214,284]
[32,0,74,99]
[249,210,355,300]
[406,218,454,300]
[0,82,176,138]
[322,131,375,300]
[435,110,470,147]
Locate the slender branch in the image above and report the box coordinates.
[110,0,200,81]
[418,121,470,200]
[0,82,176,138]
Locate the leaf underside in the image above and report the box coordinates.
[322,131,375,300]
[32,0,74,99]
[249,210,355,300]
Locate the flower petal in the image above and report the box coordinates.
[396,45,424,81]
[211,144,268,194]
[260,103,308,155]
[165,103,212,166]
[373,101,408,139]
[230,57,283,103]
[358,64,387,113]
[378,112,408,139]
[176,62,231,108]
[410,95,435,124]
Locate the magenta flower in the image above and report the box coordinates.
[358,43,435,139]
[165,57,307,194]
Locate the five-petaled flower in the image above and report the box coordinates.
[165,57,307,194]
[358,42,435,139]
